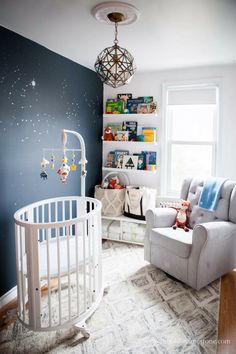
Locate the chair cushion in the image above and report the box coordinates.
[151,227,193,258]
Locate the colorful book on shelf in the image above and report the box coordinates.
[148,102,157,114]
[106,123,123,134]
[141,151,157,170]
[117,93,132,110]
[137,104,149,114]
[138,96,153,104]
[133,153,146,170]
[123,155,138,170]
[114,150,129,169]
[105,151,115,168]
[116,131,129,141]
[127,98,144,114]
[142,127,156,142]
[106,100,124,114]
[122,121,138,141]
[137,102,157,114]
[117,93,132,101]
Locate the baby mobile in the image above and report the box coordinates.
[40,129,85,184]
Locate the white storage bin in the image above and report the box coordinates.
[134,233,145,244]
[108,221,121,240]
[122,221,146,235]
[102,219,114,237]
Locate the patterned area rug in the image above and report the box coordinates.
[0,241,220,354]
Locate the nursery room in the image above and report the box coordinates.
[0,0,236,353]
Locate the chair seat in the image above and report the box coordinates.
[151,227,193,258]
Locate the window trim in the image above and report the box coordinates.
[161,80,222,197]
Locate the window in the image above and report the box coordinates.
[163,83,219,196]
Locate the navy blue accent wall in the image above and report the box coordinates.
[0,26,103,296]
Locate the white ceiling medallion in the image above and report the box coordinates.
[91,1,140,25]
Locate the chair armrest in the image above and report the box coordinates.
[193,221,236,245]
[145,208,177,229]
[189,221,236,289]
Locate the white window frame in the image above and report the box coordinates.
[161,80,222,197]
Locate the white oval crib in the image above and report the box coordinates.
[14,196,103,332]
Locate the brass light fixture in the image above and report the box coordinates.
[92,2,140,88]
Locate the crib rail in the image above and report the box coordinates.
[14,196,102,331]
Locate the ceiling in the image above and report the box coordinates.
[0,0,236,72]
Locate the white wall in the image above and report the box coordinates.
[104,64,236,195]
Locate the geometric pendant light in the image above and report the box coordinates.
[91,2,140,88]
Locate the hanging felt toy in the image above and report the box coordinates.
[57,155,70,183]
[40,158,49,180]
[50,153,55,170]
[70,151,77,171]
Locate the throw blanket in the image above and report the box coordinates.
[198,178,227,211]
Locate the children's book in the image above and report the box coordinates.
[127,98,144,114]
[117,94,132,111]
[116,131,129,141]
[123,155,138,170]
[137,104,149,114]
[142,127,157,142]
[133,153,146,170]
[138,96,153,104]
[114,150,129,169]
[147,102,157,114]
[122,121,137,141]
[117,93,132,100]
[141,151,157,168]
[105,151,115,168]
[107,123,123,134]
[106,101,124,114]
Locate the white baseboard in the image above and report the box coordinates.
[0,286,17,310]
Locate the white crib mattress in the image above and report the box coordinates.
[22,235,91,279]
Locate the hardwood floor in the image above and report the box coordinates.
[217,269,236,354]
[0,298,17,330]
[0,279,58,330]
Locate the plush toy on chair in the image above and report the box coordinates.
[172,200,190,232]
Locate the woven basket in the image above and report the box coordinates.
[94,172,129,217]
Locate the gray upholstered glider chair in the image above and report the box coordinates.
[144,178,236,290]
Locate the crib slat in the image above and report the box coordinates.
[48,203,52,240]
[88,218,92,307]
[69,201,72,235]
[25,226,41,329]
[92,214,97,298]
[98,209,102,291]
[35,206,37,222]
[48,203,51,223]
[66,225,71,321]
[46,228,52,327]
[55,202,58,222]
[62,201,65,236]
[56,227,62,325]
[83,219,87,312]
[19,226,26,322]
[75,223,80,316]
[42,204,44,229]
[15,224,22,319]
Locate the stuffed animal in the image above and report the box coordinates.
[102,126,114,141]
[172,200,190,232]
[108,176,124,189]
